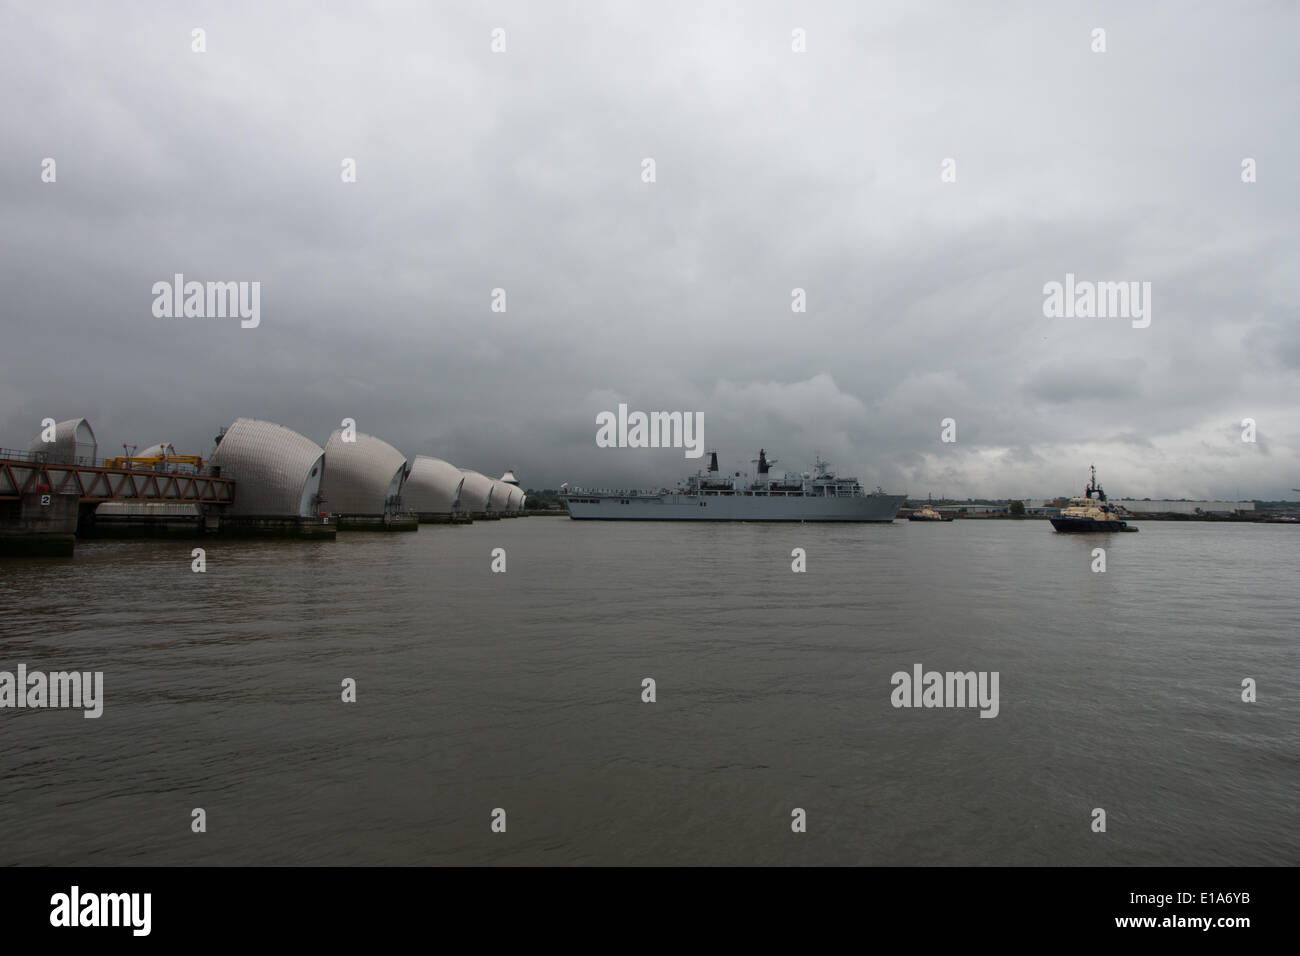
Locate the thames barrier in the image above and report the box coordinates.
[0,417,527,555]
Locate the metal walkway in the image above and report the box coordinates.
[0,450,235,505]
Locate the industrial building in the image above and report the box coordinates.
[1113,499,1255,516]
[938,503,1007,516]
[1020,497,1255,517]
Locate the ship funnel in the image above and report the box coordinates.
[707,451,719,473]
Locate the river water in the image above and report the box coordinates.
[1,518,1295,865]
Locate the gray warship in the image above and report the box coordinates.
[564,450,906,522]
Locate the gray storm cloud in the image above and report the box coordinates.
[1,0,1296,499]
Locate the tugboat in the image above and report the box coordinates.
[1050,466,1138,532]
[908,496,951,522]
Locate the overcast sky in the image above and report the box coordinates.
[2,1,1296,499]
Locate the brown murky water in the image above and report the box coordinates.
[1,519,1296,865]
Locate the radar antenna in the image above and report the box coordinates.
[751,449,776,475]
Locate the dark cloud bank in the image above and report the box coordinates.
[2,1,1296,499]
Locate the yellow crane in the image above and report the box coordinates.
[105,453,205,470]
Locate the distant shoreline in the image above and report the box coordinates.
[935,512,1297,524]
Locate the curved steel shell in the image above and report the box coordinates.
[136,442,177,459]
[489,479,515,512]
[27,418,97,465]
[499,483,519,512]
[208,418,325,516]
[458,469,495,512]
[405,456,465,514]
[320,429,407,515]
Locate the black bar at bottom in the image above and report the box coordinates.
[0,866,1285,942]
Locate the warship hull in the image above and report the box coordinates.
[566,492,905,522]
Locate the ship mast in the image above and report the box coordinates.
[1086,464,1107,502]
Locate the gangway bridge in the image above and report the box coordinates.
[0,448,235,505]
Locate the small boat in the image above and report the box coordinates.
[908,498,951,522]
[1050,466,1138,532]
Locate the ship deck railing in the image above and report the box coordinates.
[564,489,667,497]
[567,487,870,498]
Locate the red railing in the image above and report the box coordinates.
[0,453,235,505]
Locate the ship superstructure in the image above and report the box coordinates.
[1049,466,1138,532]
[564,449,905,522]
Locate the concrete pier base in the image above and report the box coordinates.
[337,513,419,532]
[79,518,204,539]
[416,512,472,525]
[215,515,337,539]
[79,502,206,539]
[0,491,79,556]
